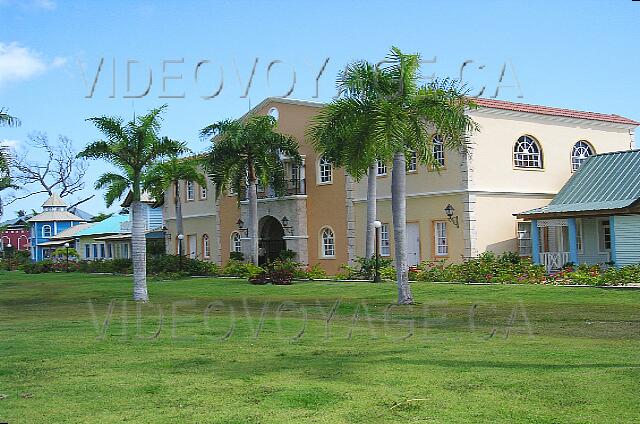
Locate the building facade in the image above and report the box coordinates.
[517,150,640,272]
[354,98,638,265]
[164,97,638,273]
[0,216,31,252]
[27,193,87,261]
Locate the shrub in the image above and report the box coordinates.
[334,256,396,281]
[222,260,263,278]
[147,255,219,276]
[415,252,546,284]
[305,264,327,280]
[229,251,244,261]
[21,261,54,274]
[278,249,297,261]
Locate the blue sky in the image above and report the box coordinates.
[1,0,639,217]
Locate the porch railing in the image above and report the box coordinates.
[540,252,570,273]
[255,178,306,199]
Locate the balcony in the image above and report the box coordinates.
[255,178,306,199]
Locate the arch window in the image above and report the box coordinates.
[320,227,335,258]
[42,225,52,238]
[202,234,210,258]
[318,157,333,184]
[514,135,543,168]
[571,141,594,172]
[231,232,242,253]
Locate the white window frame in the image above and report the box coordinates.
[320,227,335,258]
[186,181,195,201]
[514,135,543,169]
[200,184,207,200]
[576,218,584,253]
[41,225,52,238]
[376,160,387,176]
[318,157,333,184]
[571,141,594,172]
[432,135,445,168]
[231,232,242,253]
[202,234,210,258]
[85,244,91,259]
[407,150,417,172]
[434,221,448,257]
[380,223,391,256]
[598,219,611,253]
[517,222,532,256]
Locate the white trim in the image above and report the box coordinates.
[239,195,308,205]
[164,212,217,220]
[353,188,556,203]
[283,235,309,240]
[470,107,639,130]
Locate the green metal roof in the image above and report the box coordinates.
[520,149,640,215]
[74,214,130,237]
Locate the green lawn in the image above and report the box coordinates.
[1,272,639,423]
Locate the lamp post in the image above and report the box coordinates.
[6,242,12,271]
[177,234,184,271]
[373,220,382,283]
[64,242,70,272]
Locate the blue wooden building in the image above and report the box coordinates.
[517,150,640,272]
[27,193,87,261]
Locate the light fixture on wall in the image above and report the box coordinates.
[281,216,294,235]
[236,219,248,237]
[444,204,459,228]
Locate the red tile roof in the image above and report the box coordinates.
[472,97,639,126]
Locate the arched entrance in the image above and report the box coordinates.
[258,215,286,265]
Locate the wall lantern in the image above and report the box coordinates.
[236,219,248,237]
[444,204,459,228]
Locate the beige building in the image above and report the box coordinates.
[164,97,638,272]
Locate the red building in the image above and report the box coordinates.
[0,216,31,251]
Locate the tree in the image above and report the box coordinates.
[0,108,20,218]
[143,155,206,258]
[201,115,301,265]
[312,47,478,304]
[375,48,478,304]
[307,61,395,259]
[78,105,185,302]
[6,133,94,209]
[91,212,114,222]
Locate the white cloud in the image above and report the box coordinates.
[33,0,56,10]
[0,0,56,10]
[0,42,67,85]
[0,139,20,151]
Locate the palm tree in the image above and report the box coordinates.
[308,61,396,259]
[0,108,20,218]
[311,48,478,304]
[0,109,20,128]
[373,47,478,304]
[143,155,206,258]
[78,105,186,301]
[201,115,301,265]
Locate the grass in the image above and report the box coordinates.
[1,271,639,423]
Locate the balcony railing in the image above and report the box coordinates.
[541,251,570,273]
[255,178,306,199]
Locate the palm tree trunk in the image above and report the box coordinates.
[391,151,413,304]
[365,164,377,258]
[131,197,148,302]
[174,182,184,256]
[247,166,259,266]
